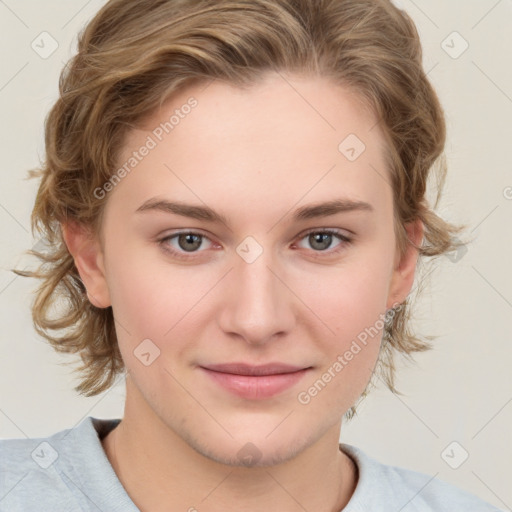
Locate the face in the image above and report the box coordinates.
[67,72,421,466]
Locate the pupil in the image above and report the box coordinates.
[311,233,331,250]
[180,234,201,252]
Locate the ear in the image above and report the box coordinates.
[61,221,111,309]
[386,219,424,309]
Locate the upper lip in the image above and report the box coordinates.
[201,363,310,376]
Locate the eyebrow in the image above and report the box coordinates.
[135,197,374,224]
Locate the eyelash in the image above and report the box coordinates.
[157,228,352,261]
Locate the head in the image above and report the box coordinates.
[17,0,466,461]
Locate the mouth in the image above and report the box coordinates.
[199,362,312,400]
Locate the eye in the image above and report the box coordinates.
[158,228,352,261]
[158,231,215,260]
[294,228,352,256]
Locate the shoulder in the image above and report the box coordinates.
[0,417,124,512]
[341,444,504,512]
[0,428,81,511]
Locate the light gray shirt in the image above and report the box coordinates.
[0,416,504,511]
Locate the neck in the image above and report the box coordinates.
[101,382,358,512]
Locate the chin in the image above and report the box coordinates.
[181,417,323,468]
[197,437,314,468]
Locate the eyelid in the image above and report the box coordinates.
[157,227,352,259]
[158,229,216,251]
[297,226,352,240]
[292,227,352,253]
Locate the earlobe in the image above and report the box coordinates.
[386,219,424,309]
[61,221,111,309]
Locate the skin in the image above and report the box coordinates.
[63,72,423,512]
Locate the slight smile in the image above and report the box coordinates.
[199,363,313,400]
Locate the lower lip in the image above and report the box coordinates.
[200,367,310,400]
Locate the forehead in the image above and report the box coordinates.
[108,73,393,226]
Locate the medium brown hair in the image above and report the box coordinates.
[14,0,468,419]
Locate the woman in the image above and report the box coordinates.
[1,0,503,510]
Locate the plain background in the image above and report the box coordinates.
[0,0,510,509]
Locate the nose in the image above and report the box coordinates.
[217,246,296,346]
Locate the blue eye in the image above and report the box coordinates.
[159,231,214,260]
[295,228,352,256]
[158,228,352,260]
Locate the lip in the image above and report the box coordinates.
[199,363,311,400]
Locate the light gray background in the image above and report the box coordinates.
[0,0,511,509]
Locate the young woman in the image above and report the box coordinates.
[1,0,503,510]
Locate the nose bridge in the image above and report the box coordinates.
[218,239,294,344]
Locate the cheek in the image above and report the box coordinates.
[297,272,388,414]
[307,256,393,341]
[299,249,393,397]
[105,242,216,349]
[103,242,174,347]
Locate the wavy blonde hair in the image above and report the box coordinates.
[14,0,467,419]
